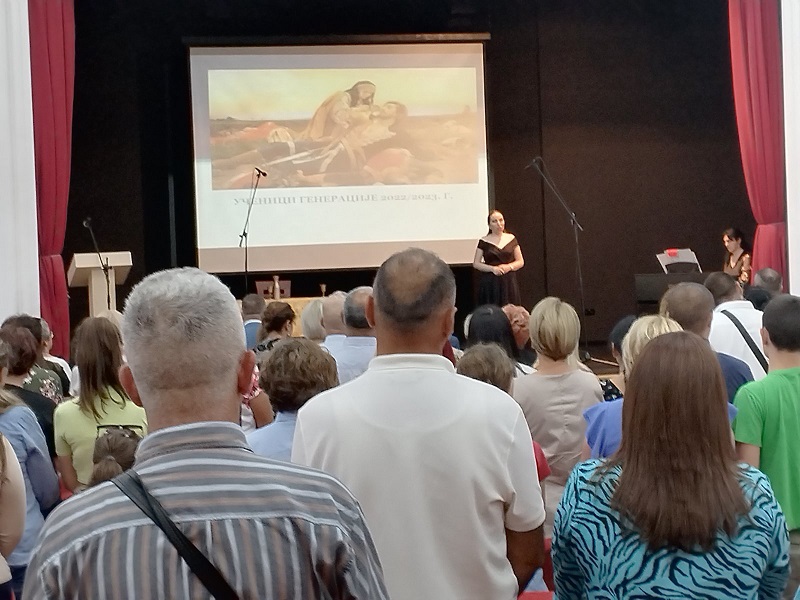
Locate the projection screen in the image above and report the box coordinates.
[189,42,490,272]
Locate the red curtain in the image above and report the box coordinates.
[28,0,75,358]
[729,0,786,281]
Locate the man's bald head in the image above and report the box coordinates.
[659,282,715,337]
[321,291,347,335]
[373,248,456,332]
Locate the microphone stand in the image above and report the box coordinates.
[238,168,264,293]
[84,219,112,311]
[527,158,591,361]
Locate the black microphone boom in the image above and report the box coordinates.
[83,216,112,311]
[254,167,268,177]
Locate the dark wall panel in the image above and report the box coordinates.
[65,0,754,344]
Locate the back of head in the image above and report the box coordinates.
[344,286,373,332]
[299,298,326,342]
[122,267,246,400]
[321,291,347,335]
[97,309,124,332]
[241,293,267,319]
[608,315,636,356]
[466,305,519,360]
[1,314,43,349]
[763,294,800,352]
[502,304,531,349]
[528,297,580,361]
[456,343,515,393]
[372,247,456,332]
[74,317,127,418]
[257,301,296,342]
[258,338,338,412]
[753,267,783,295]
[0,337,24,412]
[0,326,39,376]
[704,272,739,306]
[743,286,773,312]
[659,282,714,335]
[40,319,52,343]
[621,315,682,378]
[612,331,746,551]
[89,428,141,487]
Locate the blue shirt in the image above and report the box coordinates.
[553,461,789,599]
[585,396,739,459]
[0,406,59,566]
[718,351,754,402]
[247,411,297,461]
[243,320,260,350]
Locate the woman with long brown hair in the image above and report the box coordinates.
[54,318,147,492]
[553,331,789,597]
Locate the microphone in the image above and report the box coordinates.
[254,167,268,177]
[524,156,542,170]
[82,216,92,228]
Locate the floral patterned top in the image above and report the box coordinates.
[23,365,63,404]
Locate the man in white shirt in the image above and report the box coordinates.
[335,286,376,384]
[320,291,347,355]
[705,272,767,379]
[293,248,545,600]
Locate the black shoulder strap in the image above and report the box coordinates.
[112,471,239,600]
[720,309,769,373]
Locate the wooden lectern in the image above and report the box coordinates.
[68,252,132,316]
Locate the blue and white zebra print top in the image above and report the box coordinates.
[553,460,790,599]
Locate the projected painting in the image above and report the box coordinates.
[207,68,480,189]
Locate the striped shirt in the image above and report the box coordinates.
[24,421,388,599]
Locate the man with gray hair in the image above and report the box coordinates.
[24,268,388,599]
[320,290,347,353]
[293,248,545,600]
[332,286,376,384]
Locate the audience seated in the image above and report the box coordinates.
[599,315,635,401]
[467,304,533,375]
[705,271,767,379]
[336,286,377,384]
[733,294,800,598]
[583,315,682,459]
[248,338,338,461]
[298,297,326,343]
[553,331,790,598]
[0,339,58,598]
[54,317,147,492]
[88,427,141,487]
[503,304,537,366]
[0,434,25,600]
[293,248,545,599]
[512,297,602,534]
[0,327,56,457]
[24,267,388,599]
[660,282,753,402]
[1,315,63,404]
[241,293,266,350]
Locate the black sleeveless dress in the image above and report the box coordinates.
[477,237,521,306]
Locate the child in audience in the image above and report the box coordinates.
[89,427,141,487]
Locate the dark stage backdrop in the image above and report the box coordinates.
[64,0,754,343]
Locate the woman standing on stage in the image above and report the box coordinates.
[722,227,752,285]
[473,210,524,306]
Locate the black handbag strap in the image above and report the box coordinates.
[112,471,239,600]
[720,309,769,372]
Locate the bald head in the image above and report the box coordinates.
[754,268,783,295]
[373,248,456,332]
[321,291,347,335]
[344,286,374,335]
[659,283,714,337]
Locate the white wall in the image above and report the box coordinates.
[0,0,40,319]
[784,0,800,294]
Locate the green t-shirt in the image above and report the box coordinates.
[733,366,800,530]
[54,388,147,486]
